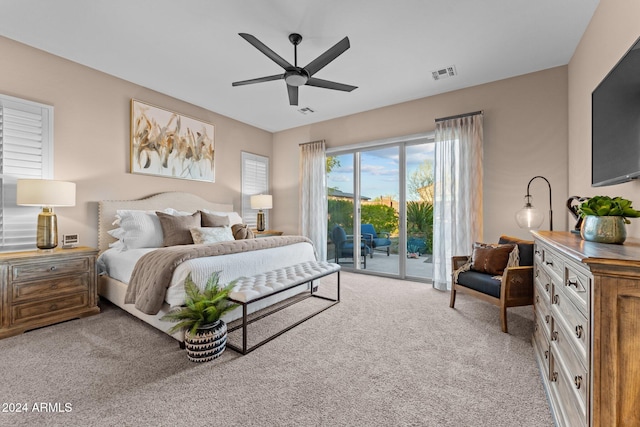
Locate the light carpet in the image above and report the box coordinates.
[0,272,553,427]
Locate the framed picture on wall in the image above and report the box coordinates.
[130,99,215,182]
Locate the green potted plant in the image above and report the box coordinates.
[162,272,238,362]
[578,196,640,244]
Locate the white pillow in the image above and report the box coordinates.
[190,226,235,245]
[107,208,174,250]
[202,209,244,226]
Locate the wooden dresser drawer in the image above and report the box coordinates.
[535,266,552,302]
[533,314,550,378]
[541,244,564,281]
[562,259,590,317]
[12,274,89,303]
[11,292,88,325]
[550,347,587,427]
[11,257,90,283]
[552,287,589,361]
[534,286,552,339]
[551,313,588,408]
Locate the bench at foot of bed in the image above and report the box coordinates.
[225,260,341,355]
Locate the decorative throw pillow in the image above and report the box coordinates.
[470,242,517,276]
[231,223,255,240]
[200,211,230,227]
[156,211,201,246]
[190,226,235,244]
[201,209,244,226]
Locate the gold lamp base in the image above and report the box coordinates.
[37,207,58,250]
[256,210,265,232]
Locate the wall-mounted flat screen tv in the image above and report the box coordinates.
[592,36,640,187]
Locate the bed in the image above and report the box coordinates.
[97,192,317,343]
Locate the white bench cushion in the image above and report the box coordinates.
[229,261,340,303]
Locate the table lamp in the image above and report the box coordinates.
[250,194,272,232]
[16,179,76,249]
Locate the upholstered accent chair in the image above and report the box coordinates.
[331,225,370,268]
[449,235,534,333]
[360,223,391,258]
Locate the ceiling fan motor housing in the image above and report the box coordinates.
[284,68,309,86]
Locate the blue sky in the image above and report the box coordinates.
[328,143,434,201]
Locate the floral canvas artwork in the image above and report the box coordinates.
[130,100,215,182]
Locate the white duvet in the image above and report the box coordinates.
[97,242,316,307]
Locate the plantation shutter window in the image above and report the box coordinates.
[241,152,269,229]
[0,94,54,251]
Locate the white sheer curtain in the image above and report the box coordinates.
[432,113,483,290]
[299,140,328,261]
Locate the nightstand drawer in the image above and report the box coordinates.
[12,274,89,303]
[11,292,88,324]
[11,257,90,283]
[549,347,587,426]
[552,288,588,361]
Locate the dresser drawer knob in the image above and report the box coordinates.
[545,260,554,267]
[545,283,549,292]
[545,315,550,324]
[574,375,582,389]
[544,350,549,360]
[567,279,578,288]
[535,295,539,304]
[50,266,56,271]
[575,325,584,339]
[551,331,558,341]
[535,269,539,278]
[551,372,558,382]
[552,294,559,305]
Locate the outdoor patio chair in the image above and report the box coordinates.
[361,223,391,258]
[331,225,370,268]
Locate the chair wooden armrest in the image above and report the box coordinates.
[501,266,534,305]
[452,256,470,271]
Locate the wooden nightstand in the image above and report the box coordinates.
[0,246,99,339]
[253,230,284,237]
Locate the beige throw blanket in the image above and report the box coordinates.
[124,236,313,314]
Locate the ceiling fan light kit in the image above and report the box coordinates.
[232,32,357,106]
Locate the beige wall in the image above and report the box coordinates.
[568,0,640,238]
[0,36,272,248]
[273,66,569,243]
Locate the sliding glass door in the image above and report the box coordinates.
[327,137,433,281]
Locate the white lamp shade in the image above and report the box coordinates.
[16,179,76,207]
[250,194,272,210]
[515,205,544,229]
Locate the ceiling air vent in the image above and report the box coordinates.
[298,107,315,115]
[431,65,457,81]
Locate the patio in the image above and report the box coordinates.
[328,246,433,280]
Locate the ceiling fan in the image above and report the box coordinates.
[232,33,357,106]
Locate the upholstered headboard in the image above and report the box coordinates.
[98,192,234,252]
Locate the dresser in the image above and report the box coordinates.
[532,231,640,427]
[0,246,99,339]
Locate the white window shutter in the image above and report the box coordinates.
[241,152,269,229]
[0,95,54,251]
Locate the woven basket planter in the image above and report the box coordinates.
[184,320,228,362]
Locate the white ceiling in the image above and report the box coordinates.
[0,0,599,132]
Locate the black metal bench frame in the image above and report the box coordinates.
[226,268,340,355]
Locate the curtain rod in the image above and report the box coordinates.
[299,139,325,146]
[435,110,483,123]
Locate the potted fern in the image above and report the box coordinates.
[578,196,640,244]
[162,272,238,362]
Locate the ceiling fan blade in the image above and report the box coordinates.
[303,36,350,77]
[306,77,357,92]
[239,33,293,70]
[232,74,283,87]
[287,85,299,106]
